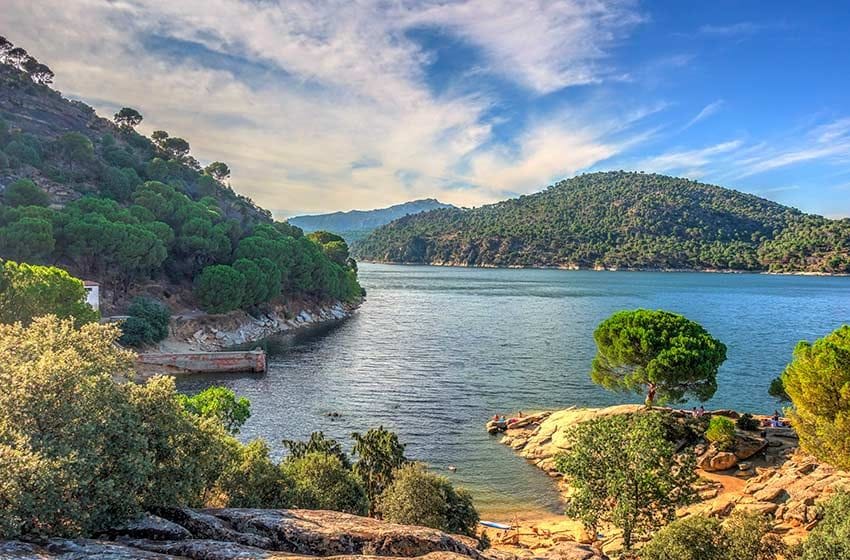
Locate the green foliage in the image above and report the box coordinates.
[352,427,408,513]
[590,309,727,407]
[0,260,98,325]
[204,161,230,181]
[356,171,850,274]
[283,431,351,468]
[4,178,48,207]
[0,216,54,261]
[705,416,737,450]
[554,412,697,549]
[5,139,41,166]
[768,376,790,402]
[56,132,94,170]
[119,296,170,347]
[282,452,368,515]
[179,386,251,435]
[195,265,245,314]
[799,492,850,560]
[217,439,292,508]
[782,326,850,469]
[641,512,784,560]
[378,463,479,537]
[100,165,140,200]
[114,107,143,128]
[233,258,273,308]
[640,515,723,560]
[736,413,759,431]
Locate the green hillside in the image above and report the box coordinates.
[355,171,850,273]
[0,46,361,312]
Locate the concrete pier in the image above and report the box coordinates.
[136,349,267,376]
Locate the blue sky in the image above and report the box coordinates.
[5,1,850,217]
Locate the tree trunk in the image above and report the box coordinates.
[645,383,657,408]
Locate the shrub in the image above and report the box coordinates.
[736,413,759,431]
[4,178,48,207]
[283,431,351,467]
[119,315,154,347]
[195,265,245,314]
[705,416,736,450]
[352,427,408,513]
[555,412,696,550]
[640,515,723,560]
[217,439,292,508]
[282,452,368,515]
[179,386,251,435]
[0,150,8,169]
[5,140,41,166]
[799,492,850,560]
[723,511,785,560]
[781,326,850,469]
[379,463,479,537]
[128,296,170,341]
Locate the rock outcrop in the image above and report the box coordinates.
[0,508,504,560]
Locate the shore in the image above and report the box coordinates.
[158,299,359,353]
[481,405,848,556]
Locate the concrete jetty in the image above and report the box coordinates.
[136,349,267,376]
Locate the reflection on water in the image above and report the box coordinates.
[176,264,850,516]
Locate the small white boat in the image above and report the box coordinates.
[479,521,512,530]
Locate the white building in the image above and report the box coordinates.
[83,280,100,311]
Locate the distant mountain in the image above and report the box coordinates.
[288,199,454,242]
[355,171,850,274]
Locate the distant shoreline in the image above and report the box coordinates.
[357,260,850,277]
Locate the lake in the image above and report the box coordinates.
[176,264,850,517]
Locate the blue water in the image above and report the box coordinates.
[176,264,850,516]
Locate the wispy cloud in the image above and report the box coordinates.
[682,100,724,130]
[698,22,765,36]
[629,140,743,178]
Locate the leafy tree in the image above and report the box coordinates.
[194,265,245,314]
[118,315,154,347]
[6,47,28,68]
[163,137,191,158]
[781,325,850,469]
[4,140,41,166]
[555,412,696,550]
[0,36,12,59]
[204,161,231,181]
[379,463,479,537]
[233,258,270,308]
[799,492,850,560]
[281,452,368,515]
[179,386,251,435]
[0,217,54,261]
[705,416,736,450]
[639,515,723,560]
[119,297,170,347]
[0,260,98,325]
[282,431,350,468]
[100,166,140,201]
[56,132,95,171]
[351,427,407,513]
[4,178,48,207]
[150,130,169,146]
[22,58,54,85]
[114,107,143,128]
[217,439,292,508]
[145,157,169,181]
[590,309,727,407]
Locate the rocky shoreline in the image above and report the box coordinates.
[159,300,359,353]
[491,405,850,551]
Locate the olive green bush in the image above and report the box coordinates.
[282,452,368,515]
[798,492,850,560]
[378,463,479,537]
[705,416,736,450]
[4,178,48,207]
[217,439,292,508]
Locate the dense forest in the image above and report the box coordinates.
[355,172,850,273]
[289,198,454,243]
[0,40,362,314]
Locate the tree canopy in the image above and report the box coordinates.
[590,309,727,407]
[0,260,98,326]
[114,107,143,128]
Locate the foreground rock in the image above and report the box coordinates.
[0,508,503,560]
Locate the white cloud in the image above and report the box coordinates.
[630,140,743,178]
[3,0,648,214]
[682,99,724,130]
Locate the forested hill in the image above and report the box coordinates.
[289,198,454,243]
[355,171,850,273]
[0,43,362,313]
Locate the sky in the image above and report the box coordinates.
[4,1,850,218]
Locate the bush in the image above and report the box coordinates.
[640,515,723,560]
[0,150,8,169]
[283,431,351,467]
[781,326,850,469]
[5,140,41,166]
[799,492,850,560]
[705,416,736,450]
[282,452,368,515]
[736,413,759,431]
[217,439,292,508]
[119,297,171,348]
[195,265,245,314]
[179,386,251,435]
[4,178,48,207]
[379,463,479,537]
[723,511,785,560]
